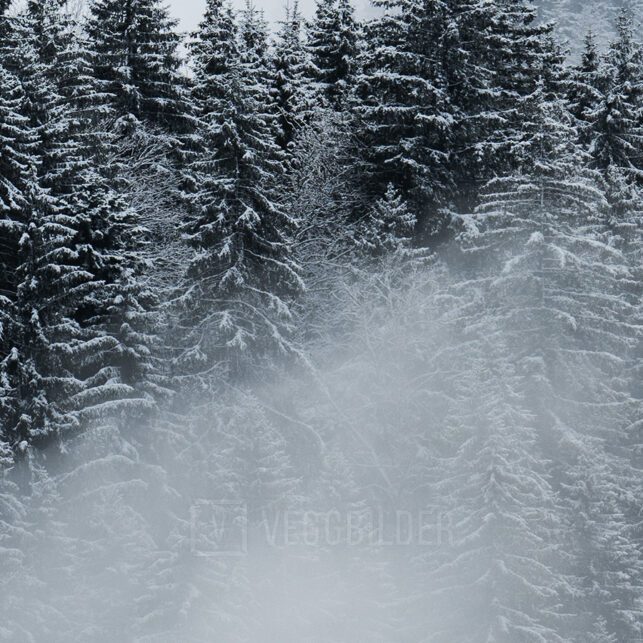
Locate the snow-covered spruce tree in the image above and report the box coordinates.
[0,10,34,294]
[22,1,110,153]
[567,31,604,148]
[180,0,303,377]
[596,17,643,599]
[439,0,556,212]
[588,8,643,182]
[85,0,191,134]
[584,5,643,439]
[237,1,279,153]
[43,1,161,404]
[85,0,196,292]
[302,256,569,641]
[306,0,358,109]
[0,1,160,459]
[0,59,40,453]
[353,0,452,235]
[28,0,163,387]
[0,18,76,450]
[238,0,271,84]
[457,81,643,641]
[271,1,312,154]
[421,336,569,642]
[359,183,417,258]
[0,444,55,641]
[354,0,558,232]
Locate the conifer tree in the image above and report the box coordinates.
[85,0,190,134]
[589,9,643,181]
[355,0,556,233]
[0,1,160,456]
[457,81,643,641]
[307,0,358,109]
[361,183,416,258]
[271,1,311,153]
[238,1,278,149]
[0,62,40,450]
[354,0,452,234]
[181,0,303,377]
[568,31,603,147]
[85,0,196,288]
[443,0,559,211]
[424,345,570,642]
[238,1,270,76]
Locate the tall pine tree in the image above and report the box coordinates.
[85,0,191,134]
[457,79,643,641]
[354,0,452,236]
[271,1,311,154]
[588,9,643,181]
[307,0,358,109]
[181,0,303,377]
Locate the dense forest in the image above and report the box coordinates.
[0,0,641,640]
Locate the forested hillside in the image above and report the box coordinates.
[0,0,641,641]
[536,0,643,55]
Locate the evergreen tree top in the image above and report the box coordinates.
[86,0,190,132]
